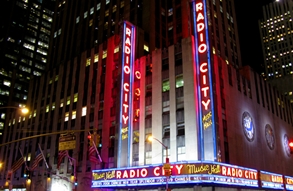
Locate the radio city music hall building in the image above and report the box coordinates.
[1,0,293,191]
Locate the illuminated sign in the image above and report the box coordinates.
[92,161,258,188]
[192,0,216,160]
[118,21,136,167]
[285,176,293,190]
[260,171,284,189]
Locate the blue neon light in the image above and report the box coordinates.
[192,0,216,161]
[118,22,127,167]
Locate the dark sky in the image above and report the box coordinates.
[234,0,275,73]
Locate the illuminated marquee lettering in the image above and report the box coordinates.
[196,2,210,111]
[92,162,262,188]
[221,166,257,180]
[122,26,132,126]
[118,21,137,167]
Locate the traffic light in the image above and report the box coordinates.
[289,140,293,154]
[88,134,93,146]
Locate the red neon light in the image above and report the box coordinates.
[135,71,141,79]
[135,88,140,97]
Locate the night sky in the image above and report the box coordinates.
[234,0,275,73]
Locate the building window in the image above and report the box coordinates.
[82,106,87,116]
[177,146,186,161]
[176,75,184,88]
[162,80,170,92]
[76,16,80,23]
[86,58,91,66]
[94,54,99,63]
[90,7,94,15]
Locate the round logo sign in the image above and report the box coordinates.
[265,124,275,150]
[242,112,255,142]
[284,134,291,157]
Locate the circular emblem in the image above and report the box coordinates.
[242,112,255,142]
[284,134,291,157]
[265,124,275,150]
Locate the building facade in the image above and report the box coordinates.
[259,0,293,102]
[1,0,293,191]
[1,28,293,191]
[0,0,55,141]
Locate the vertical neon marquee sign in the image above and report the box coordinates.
[192,0,216,161]
[118,21,136,167]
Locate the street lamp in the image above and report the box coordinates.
[147,136,170,191]
[0,106,29,115]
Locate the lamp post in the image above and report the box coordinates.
[148,136,170,191]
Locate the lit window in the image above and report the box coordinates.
[0,122,4,129]
[74,93,78,102]
[72,111,76,119]
[162,80,170,92]
[46,105,50,112]
[94,54,99,63]
[60,99,64,107]
[52,102,55,110]
[84,11,88,18]
[76,16,80,23]
[102,50,107,59]
[33,110,36,117]
[82,106,87,116]
[3,80,11,87]
[97,3,101,10]
[114,47,119,53]
[176,75,184,88]
[86,58,91,66]
[90,7,94,15]
[65,112,69,121]
[89,19,93,26]
[1,113,5,119]
[144,45,149,52]
[106,0,110,4]
[67,97,70,105]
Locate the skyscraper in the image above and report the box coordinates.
[1,0,293,191]
[48,0,241,69]
[259,0,293,102]
[0,0,55,141]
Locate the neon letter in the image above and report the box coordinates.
[197,23,205,32]
[196,2,203,11]
[200,62,208,72]
[124,65,130,74]
[198,44,207,53]
[126,27,131,36]
[202,99,211,110]
[125,46,131,54]
[123,83,129,92]
[122,115,129,124]
[125,37,131,46]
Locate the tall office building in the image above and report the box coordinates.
[259,0,293,102]
[0,0,55,141]
[48,0,241,69]
[1,0,293,191]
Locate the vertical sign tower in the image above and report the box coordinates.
[118,21,136,167]
[192,0,216,161]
